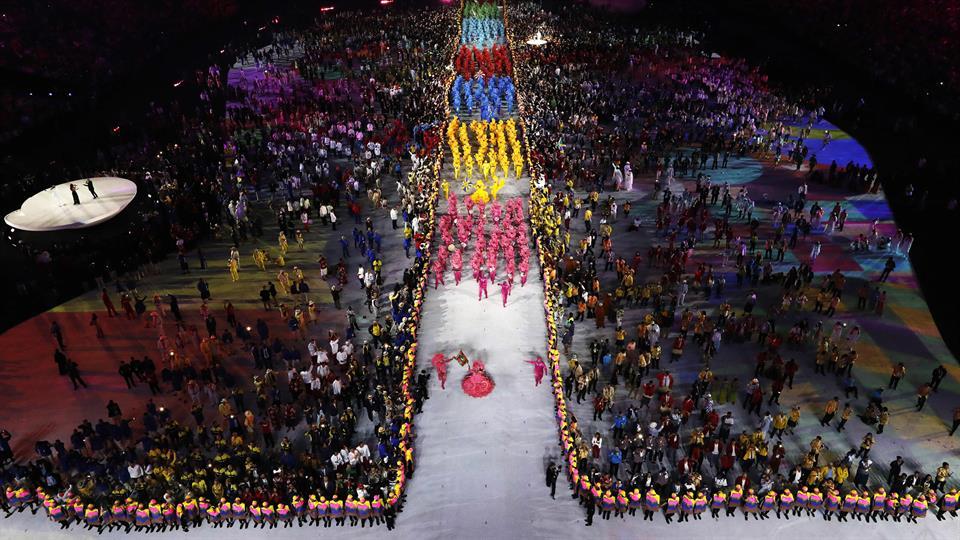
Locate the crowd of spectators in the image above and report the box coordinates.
[1,2,456,531]
[508,0,958,525]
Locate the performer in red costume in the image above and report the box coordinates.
[462,360,494,398]
[431,353,451,390]
[527,357,547,386]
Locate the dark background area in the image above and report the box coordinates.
[0,0,957,360]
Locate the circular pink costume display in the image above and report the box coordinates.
[462,360,495,398]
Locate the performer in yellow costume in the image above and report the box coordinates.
[471,179,490,204]
[490,177,505,201]
[513,149,524,178]
[228,258,240,282]
[277,270,291,295]
[252,248,267,271]
[465,153,475,181]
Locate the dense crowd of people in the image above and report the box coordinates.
[504,0,959,527]
[1,2,458,532]
[0,0,957,533]
[0,0,452,321]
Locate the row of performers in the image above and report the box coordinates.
[575,483,959,523]
[4,487,397,532]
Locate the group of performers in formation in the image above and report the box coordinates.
[454,44,512,81]
[574,482,959,524]
[460,12,505,48]
[424,1,530,400]
[431,195,531,309]
[446,116,525,204]
[449,74,516,120]
[2,486,397,532]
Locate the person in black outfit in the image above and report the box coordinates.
[54,348,68,376]
[879,257,895,282]
[417,370,430,400]
[930,364,948,391]
[949,407,960,436]
[260,286,272,310]
[331,283,342,309]
[127,356,145,382]
[106,400,122,420]
[269,282,278,303]
[205,314,217,337]
[888,456,904,485]
[146,371,161,395]
[133,294,146,318]
[50,321,66,349]
[413,384,425,414]
[585,492,595,526]
[66,361,88,389]
[84,179,98,199]
[141,355,156,376]
[69,183,80,204]
[384,505,396,530]
[168,294,182,321]
[197,279,211,301]
[546,461,560,499]
[118,360,136,388]
[256,319,269,341]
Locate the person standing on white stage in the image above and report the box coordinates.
[84,178,99,199]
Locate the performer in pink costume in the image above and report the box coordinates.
[462,359,494,398]
[432,261,445,289]
[486,234,498,279]
[505,244,516,283]
[452,249,463,285]
[490,201,502,224]
[431,353,450,390]
[500,280,511,307]
[526,357,547,386]
[471,249,484,281]
[477,273,489,300]
[457,215,472,245]
[447,194,458,216]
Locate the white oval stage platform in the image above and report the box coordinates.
[4,177,138,232]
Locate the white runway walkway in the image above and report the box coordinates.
[399,199,585,536]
